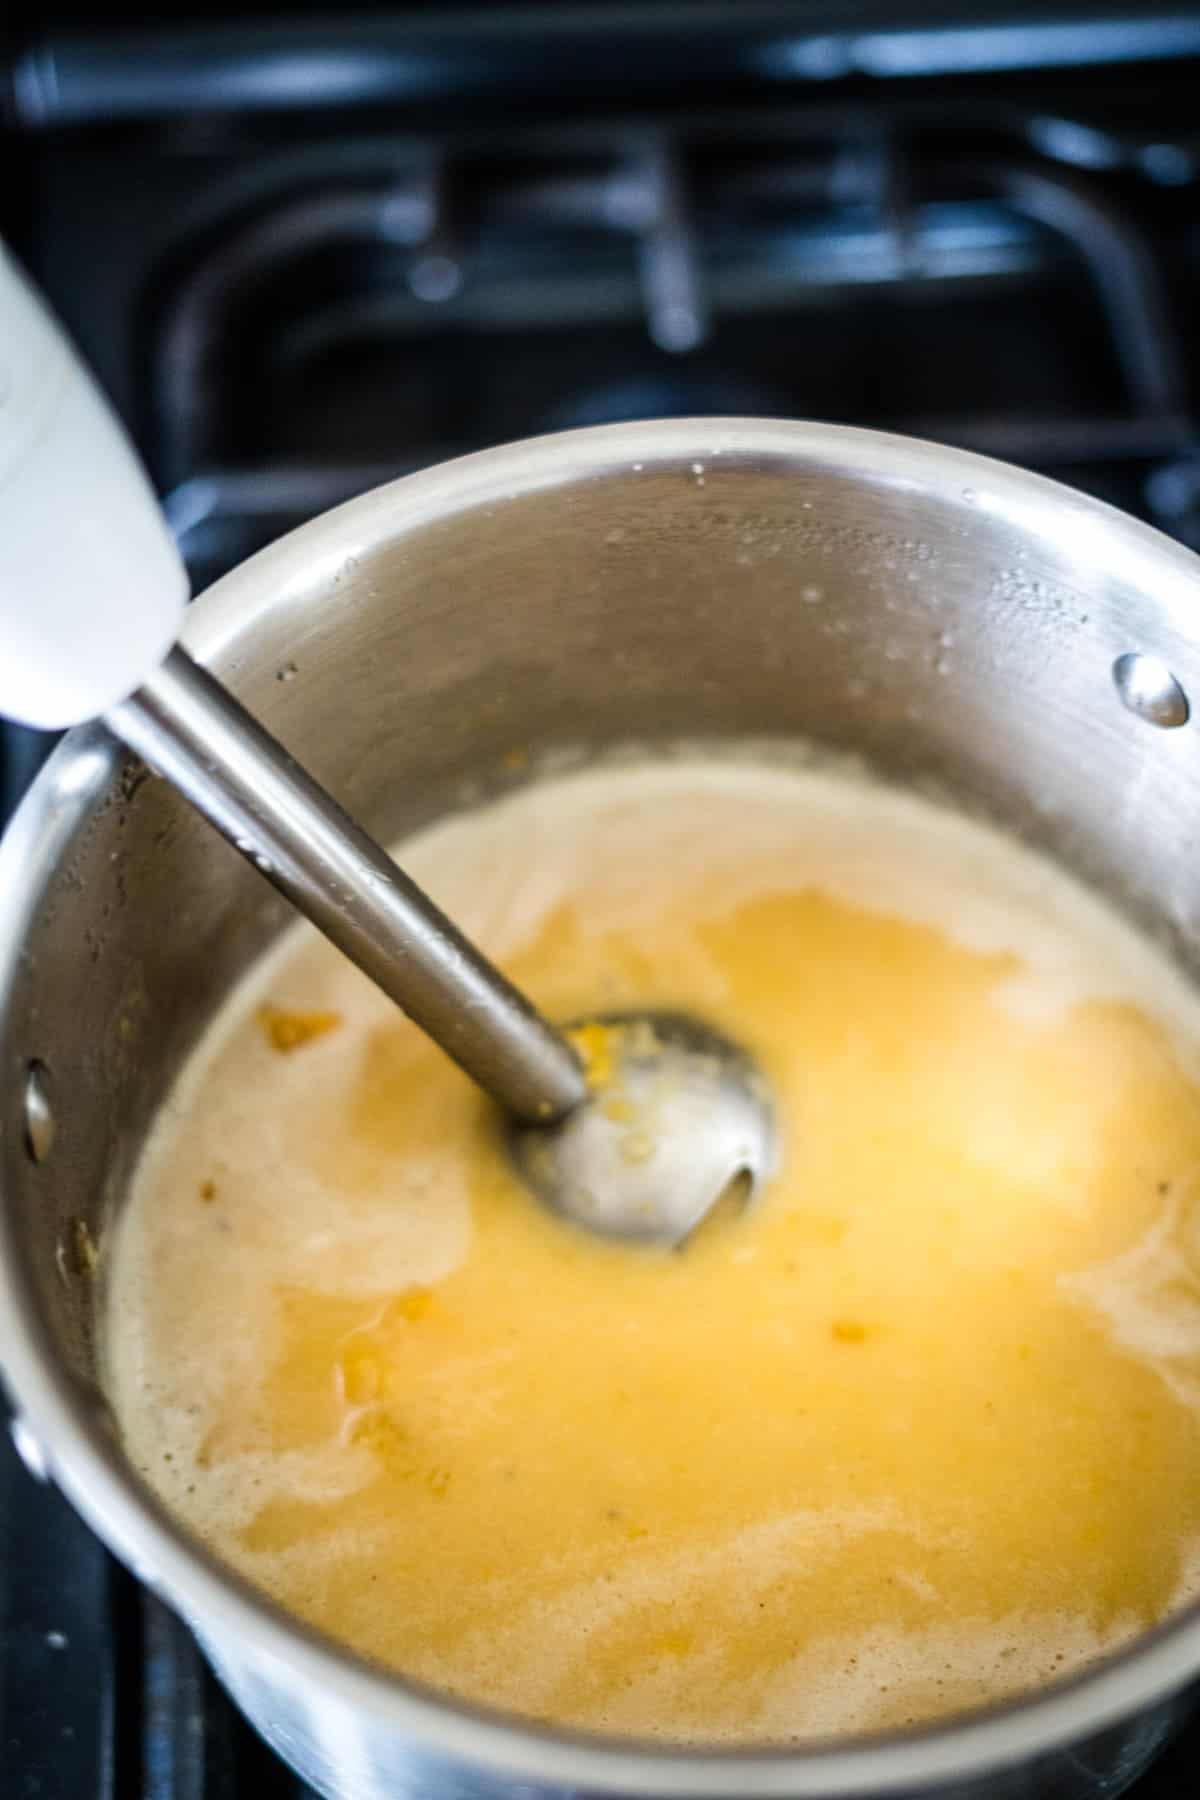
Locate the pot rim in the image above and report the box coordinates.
[4,417,1200,1795]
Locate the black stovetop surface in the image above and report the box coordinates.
[4,6,1200,1794]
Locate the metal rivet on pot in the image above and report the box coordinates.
[9,1414,52,1485]
[1113,653,1190,729]
[23,1060,54,1164]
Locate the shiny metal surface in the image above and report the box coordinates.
[513,1011,774,1247]
[20,1060,54,1166]
[5,420,1200,1799]
[8,1413,52,1487]
[110,650,763,1243]
[1111,651,1192,729]
[109,646,585,1126]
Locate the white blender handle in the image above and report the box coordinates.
[0,243,188,729]
[0,251,584,1122]
[0,246,582,1116]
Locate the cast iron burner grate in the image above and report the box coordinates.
[145,121,1199,592]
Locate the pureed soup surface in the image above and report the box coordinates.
[105,758,1200,1743]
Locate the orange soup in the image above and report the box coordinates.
[105,758,1200,1742]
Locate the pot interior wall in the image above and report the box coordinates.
[6,445,1200,1400]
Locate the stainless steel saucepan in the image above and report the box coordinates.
[3,419,1200,1800]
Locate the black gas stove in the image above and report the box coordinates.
[4,5,1200,1795]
